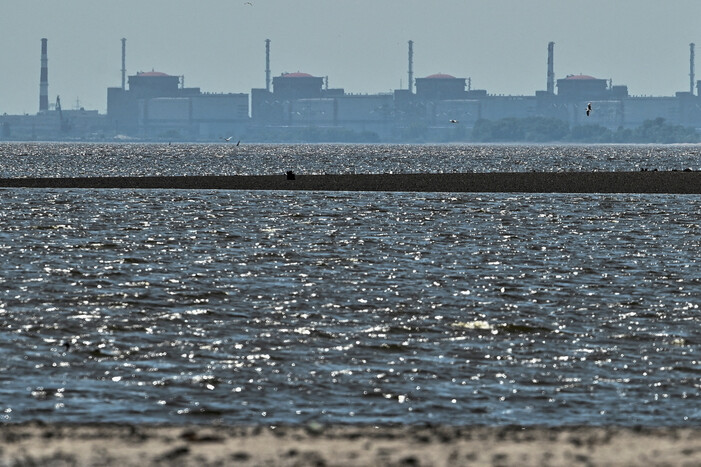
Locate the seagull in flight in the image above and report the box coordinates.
[244,1,253,5]
[586,102,592,116]
[222,136,233,142]
[236,140,241,146]
[449,119,459,124]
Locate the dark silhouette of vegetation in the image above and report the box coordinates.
[245,126,380,143]
[472,117,569,142]
[627,117,699,143]
[392,122,429,142]
[471,117,699,143]
[569,124,612,142]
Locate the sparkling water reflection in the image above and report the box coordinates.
[1,142,701,177]
[0,187,699,426]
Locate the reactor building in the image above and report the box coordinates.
[107,71,247,138]
[3,38,701,142]
[246,40,701,141]
[106,40,248,139]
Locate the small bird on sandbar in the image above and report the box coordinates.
[586,102,593,116]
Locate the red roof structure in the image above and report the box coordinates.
[137,71,171,77]
[281,72,314,78]
[564,74,597,80]
[425,73,457,79]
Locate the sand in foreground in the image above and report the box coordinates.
[1,424,700,466]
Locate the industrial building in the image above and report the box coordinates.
[107,70,249,139]
[3,38,701,142]
[247,40,701,142]
[106,39,249,139]
[2,39,249,141]
[1,38,109,140]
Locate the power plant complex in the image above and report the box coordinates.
[2,38,701,142]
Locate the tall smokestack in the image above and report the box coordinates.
[690,43,695,95]
[547,41,555,94]
[121,38,127,91]
[39,38,49,112]
[265,39,271,92]
[408,40,414,93]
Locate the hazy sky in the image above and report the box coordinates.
[1,0,700,114]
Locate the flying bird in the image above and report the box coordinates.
[244,1,253,5]
[449,119,459,124]
[236,140,241,146]
[586,102,592,116]
[222,136,233,142]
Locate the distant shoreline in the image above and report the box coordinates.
[1,171,701,194]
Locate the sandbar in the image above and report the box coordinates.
[1,423,699,466]
[1,171,701,193]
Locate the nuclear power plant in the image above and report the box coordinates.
[2,38,701,142]
[39,38,49,113]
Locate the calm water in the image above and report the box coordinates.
[0,143,699,426]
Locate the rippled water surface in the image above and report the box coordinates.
[0,144,699,427]
[1,142,701,176]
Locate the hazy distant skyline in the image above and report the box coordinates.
[1,0,700,115]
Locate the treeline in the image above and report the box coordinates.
[471,117,700,143]
[156,117,699,143]
[245,126,381,143]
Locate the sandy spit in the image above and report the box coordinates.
[1,423,699,466]
[1,171,701,193]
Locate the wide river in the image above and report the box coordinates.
[0,143,699,426]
